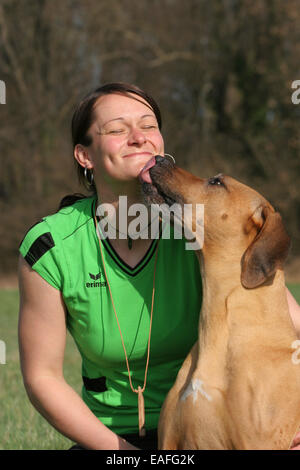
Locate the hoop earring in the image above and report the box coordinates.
[164,153,176,164]
[84,166,94,186]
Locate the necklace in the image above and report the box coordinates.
[94,210,160,437]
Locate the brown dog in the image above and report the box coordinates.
[140,155,300,450]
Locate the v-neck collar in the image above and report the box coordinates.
[91,197,161,277]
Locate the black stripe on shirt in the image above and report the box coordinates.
[82,376,107,393]
[24,232,55,267]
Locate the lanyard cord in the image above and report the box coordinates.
[94,211,160,436]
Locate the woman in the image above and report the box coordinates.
[18,83,202,450]
[18,82,300,450]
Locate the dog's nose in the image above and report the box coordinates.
[155,155,165,165]
[154,155,174,167]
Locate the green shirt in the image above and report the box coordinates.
[19,196,202,434]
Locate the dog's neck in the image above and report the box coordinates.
[193,249,296,383]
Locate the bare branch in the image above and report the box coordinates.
[0,4,28,95]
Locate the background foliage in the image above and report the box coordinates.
[0,0,300,275]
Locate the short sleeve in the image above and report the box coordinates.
[19,219,62,290]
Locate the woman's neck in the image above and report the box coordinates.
[96,177,143,205]
[94,184,158,267]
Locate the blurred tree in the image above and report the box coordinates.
[0,0,299,274]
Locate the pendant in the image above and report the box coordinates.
[138,386,146,437]
[128,237,133,250]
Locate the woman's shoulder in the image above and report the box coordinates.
[19,195,96,251]
[47,194,96,235]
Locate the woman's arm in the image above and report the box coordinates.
[286,287,300,338]
[18,255,138,450]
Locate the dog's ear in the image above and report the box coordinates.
[241,206,291,289]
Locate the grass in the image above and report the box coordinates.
[1,285,300,450]
[287,284,300,304]
[0,289,82,450]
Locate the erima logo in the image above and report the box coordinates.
[89,272,101,280]
[86,272,107,288]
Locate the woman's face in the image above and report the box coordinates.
[83,93,164,188]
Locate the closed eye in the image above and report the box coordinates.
[207,174,227,189]
[108,129,126,134]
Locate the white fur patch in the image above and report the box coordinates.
[181,378,212,403]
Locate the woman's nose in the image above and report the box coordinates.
[127,127,147,145]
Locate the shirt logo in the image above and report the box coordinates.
[89,272,101,280]
[86,272,107,288]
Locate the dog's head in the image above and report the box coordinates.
[139,155,291,289]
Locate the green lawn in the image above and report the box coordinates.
[288,284,300,304]
[1,285,300,450]
[0,289,82,450]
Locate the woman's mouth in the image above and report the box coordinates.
[139,155,181,207]
[138,156,157,184]
[123,151,153,159]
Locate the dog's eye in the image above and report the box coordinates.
[208,176,225,187]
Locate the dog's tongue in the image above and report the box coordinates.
[139,156,157,184]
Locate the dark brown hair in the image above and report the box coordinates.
[58,82,162,210]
